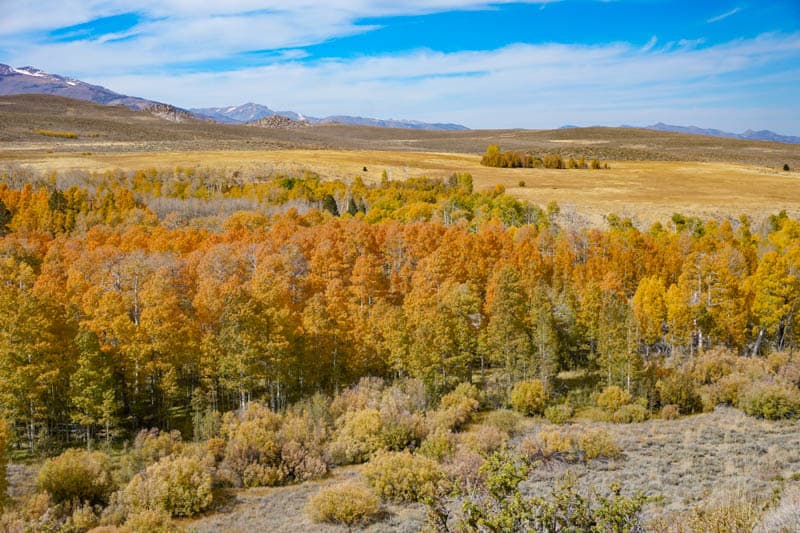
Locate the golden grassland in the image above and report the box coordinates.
[2,148,799,225]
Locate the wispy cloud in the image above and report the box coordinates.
[86,32,800,132]
[707,6,742,23]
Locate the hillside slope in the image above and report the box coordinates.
[1,94,799,168]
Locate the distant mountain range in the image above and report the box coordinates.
[0,63,467,131]
[0,63,196,122]
[2,64,798,139]
[641,122,800,144]
[560,122,800,144]
[190,102,469,131]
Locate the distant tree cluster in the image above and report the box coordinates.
[480,144,606,170]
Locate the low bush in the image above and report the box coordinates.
[419,429,456,461]
[657,373,703,414]
[122,455,213,517]
[596,386,633,412]
[443,447,486,492]
[123,508,178,532]
[577,428,621,460]
[328,408,383,465]
[610,404,650,423]
[329,377,384,420]
[378,390,426,451]
[660,404,680,420]
[224,403,328,485]
[307,482,381,526]
[521,430,575,459]
[481,409,522,435]
[363,451,445,503]
[738,380,800,420]
[509,380,549,416]
[460,425,509,455]
[544,404,574,424]
[37,449,115,506]
[428,389,479,432]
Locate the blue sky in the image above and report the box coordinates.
[1,1,799,132]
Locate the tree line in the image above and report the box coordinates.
[481,144,607,169]
[0,166,798,450]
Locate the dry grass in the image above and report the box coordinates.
[2,148,799,225]
[180,406,800,531]
[519,406,800,522]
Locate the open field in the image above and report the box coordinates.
[182,407,800,532]
[2,95,800,168]
[2,147,799,225]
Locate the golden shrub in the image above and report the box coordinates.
[122,455,213,517]
[481,409,522,435]
[577,428,621,460]
[544,404,574,424]
[419,429,456,462]
[610,404,651,423]
[306,482,380,526]
[596,386,633,412]
[509,380,549,416]
[363,451,445,503]
[37,449,115,506]
[460,425,509,455]
[327,408,383,465]
[738,380,800,420]
[122,508,178,532]
[661,404,681,420]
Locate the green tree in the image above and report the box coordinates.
[481,265,530,394]
[70,329,120,447]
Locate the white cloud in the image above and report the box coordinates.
[80,32,800,133]
[707,7,742,23]
[0,2,797,133]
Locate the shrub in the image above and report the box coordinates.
[521,430,576,459]
[611,404,650,424]
[739,381,800,420]
[544,404,574,424]
[131,429,183,470]
[329,377,384,419]
[657,373,703,414]
[123,508,178,532]
[37,449,115,506]
[328,408,383,465]
[363,451,445,503]
[510,380,549,416]
[577,428,621,460]
[482,409,522,435]
[277,412,328,482]
[660,404,680,420]
[784,163,791,172]
[419,429,456,462]
[223,403,328,485]
[443,447,486,492]
[518,180,526,187]
[122,455,213,517]
[378,388,426,451]
[449,382,483,404]
[460,425,509,455]
[428,389,479,432]
[34,129,78,139]
[690,347,738,384]
[68,503,99,531]
[307,482,381,526]
[596,386,633,412]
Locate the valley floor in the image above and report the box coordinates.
[2,148,800,226]
[183,406,800,532]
